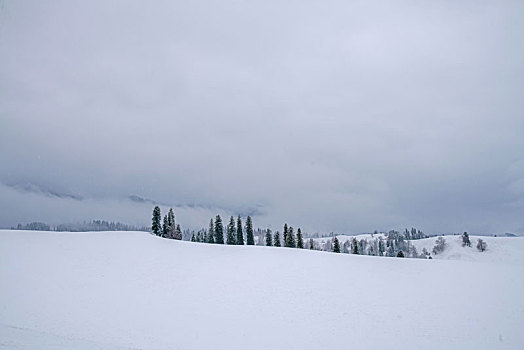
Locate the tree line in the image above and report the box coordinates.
[13,220,149,232]
[151,207,488,258]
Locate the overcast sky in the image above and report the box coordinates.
[1,0,523,234]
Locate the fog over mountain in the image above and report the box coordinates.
[1,0,523,234]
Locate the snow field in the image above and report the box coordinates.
[1,230,523,349]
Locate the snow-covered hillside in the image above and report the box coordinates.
[410,235,524,264]
[1,230,523,349]
[315,234,524,264]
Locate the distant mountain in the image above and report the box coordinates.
[7,182,83,200]
[128,194,160,205]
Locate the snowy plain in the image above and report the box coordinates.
[1,230,523,349]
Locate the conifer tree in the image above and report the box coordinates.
[191,233,196,242]
[296,228,304,249]
[309,238,314,250]
[207,218,215,243]
[196,230,202,243]
[333,237,341,253]
[152,206,162,236]
[265,229,273,246]
[352,238,359,254]
[214,215,224,244]
[283,224,288,246]
[246,216,255,245]
[167,208,176,238]
[174,224,182,240]
[162,215,168,237]
[226,216,236,245]
[273,231,281,247]
[285,226,296,248]
[397,250,404,257]
[236,216,244,245]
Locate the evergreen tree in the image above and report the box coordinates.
[333,236,341,253]
[207,218,215,243]
[462,232,471,247]
[246,216,255,245]
[236,216,244,245]
[352,238,359,254]
[296,228,304,249]
[174,224,182,240]
[191,233,196,242]
[166,208,176,238]
[283,224,288,245]
[397,250,404,258]
[152,206,162,236]
[162,215,169,237]
[265,229,273,246]
[226,216,236,245]
[273,231,281,247]
[214,215,224,244]
[285,226,296,248]
[196,230,202,243]
[309,238,314,250]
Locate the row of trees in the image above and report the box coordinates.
[190,215,255,245]
[151,208,488,257]
[263,224,305,248]
[14,220,149,232]
[152,207,182,239]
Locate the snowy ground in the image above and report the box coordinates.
[1,230,524,349]
[314,234,524,264]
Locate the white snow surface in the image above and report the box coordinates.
[1,230,524,349]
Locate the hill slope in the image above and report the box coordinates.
[1,230,523,349]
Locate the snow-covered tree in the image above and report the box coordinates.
[283,224,288,246]
[265,229,272,246]
[342,240,350,254]
[333,237,341,253]
[173,224,182,240]
[273,231,281,247]
[477,238,487,252]
[352,238,359,254]
[152,206,162,236]
[214,215,224,244]
[321,238,331,251]
[162,215,169,237]
[358,239,367,255]
[462,232,471,247]
[309,238,315,250]
[207,218,215,243]
[226,216,236,245]
[166,208,176,238]
[296,228,304,249]
[378,238,385,256]
[432,237,446,255]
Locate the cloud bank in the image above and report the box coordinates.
[1,0,523,234]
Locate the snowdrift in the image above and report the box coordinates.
[1,230,523,349]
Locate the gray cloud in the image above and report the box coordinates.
[1,0,523,234]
